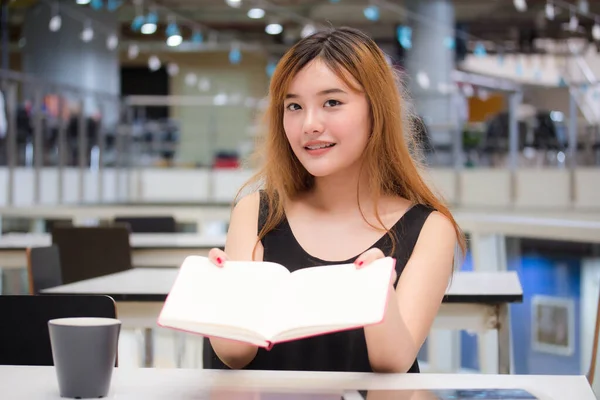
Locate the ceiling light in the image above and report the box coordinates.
[141,12,158,34]
[185,73,198,86]
[225,0,241,8]
[49,15,62,32]
[474,42,487,57]
[81,28,94,42]
[265,23,282,35]
[462,84,474,98]
[166,22,182,47]
[148,55,161,71]
[416,71,430,90]
[166,35,183,47]
[545,1,555,20]
[141,24,157,34]
[198,78,211,92]
[90,0,102,10]
[437,83,449,94]
[229,46,242,64]
[191,30,204,43]
[213,93,228,106]
[301,24,316,38]
[131,15,145,32]
[478,89,490,101]
[592,22,600,41]
[514,0,527,12]
[569,14,579,31]
[167,63,179,77]
[76,0,91,4]
[81,21,94,42]
[363,5,379,21]
[106,34,118,50]
[128,44,139,59]
[247,8,265,19]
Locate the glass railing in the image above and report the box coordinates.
[2,67,600,208]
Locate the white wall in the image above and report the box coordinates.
[168,52,269,166]
[514,170,572,209]
[137,169,210,203]
[575,168,600,210]
[460,169,511,208]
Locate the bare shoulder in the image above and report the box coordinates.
[413,210,458,266]
[226,191,263,261]
[232,191,261,216]
[423,211,457,238]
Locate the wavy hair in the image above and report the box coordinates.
[237,26,466,266]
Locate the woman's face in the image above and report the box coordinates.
[282,59,370,178]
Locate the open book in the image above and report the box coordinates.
[157,255,396,349]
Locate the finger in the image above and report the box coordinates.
[354,247,385,269]
[208,248,228,267]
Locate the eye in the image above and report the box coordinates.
[324,99,342,107]
[285,103,301,111]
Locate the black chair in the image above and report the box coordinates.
[51,226,133,284]
[44,219,73,233]
[25,245,63,295]
[113,216,176,233]
[0,295,117,366]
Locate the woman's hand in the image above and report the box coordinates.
[354,247,397,285]
[208,248,228,267]
[206,247,259,369]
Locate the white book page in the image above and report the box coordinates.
[159,256,290,339]
[267,257,395,341]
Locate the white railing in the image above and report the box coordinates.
[568,55,600,125]
[1,166,599,212]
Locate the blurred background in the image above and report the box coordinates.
[1,0,600,386]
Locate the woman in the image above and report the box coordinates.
[204,26,466,373]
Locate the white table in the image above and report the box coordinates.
[0,203,232,234]
[0,366,595,399]
[0,233,226,268]
[4,203,600,243]
[42,268,523,375]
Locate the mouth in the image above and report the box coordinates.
[304,143,336,150]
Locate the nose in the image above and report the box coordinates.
[302,108,324,135]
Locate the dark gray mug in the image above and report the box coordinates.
[48,317,121,399]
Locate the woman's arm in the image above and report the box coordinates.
[357,211,457,373]
[208,192,264,369]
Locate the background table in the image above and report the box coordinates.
[0,203,232,235]
[0,366,595,399]
[0,233,226,268]
[42,267,523,374]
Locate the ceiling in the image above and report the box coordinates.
[5,0,600,55]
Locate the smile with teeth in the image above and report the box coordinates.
[305,143,336,150]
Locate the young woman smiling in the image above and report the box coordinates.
[203,26,466,374]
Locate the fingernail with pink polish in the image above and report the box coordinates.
[216,257,222,265]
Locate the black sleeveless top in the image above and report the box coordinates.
[203,193,435,373]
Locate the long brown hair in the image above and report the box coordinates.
[237,26,466,265]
